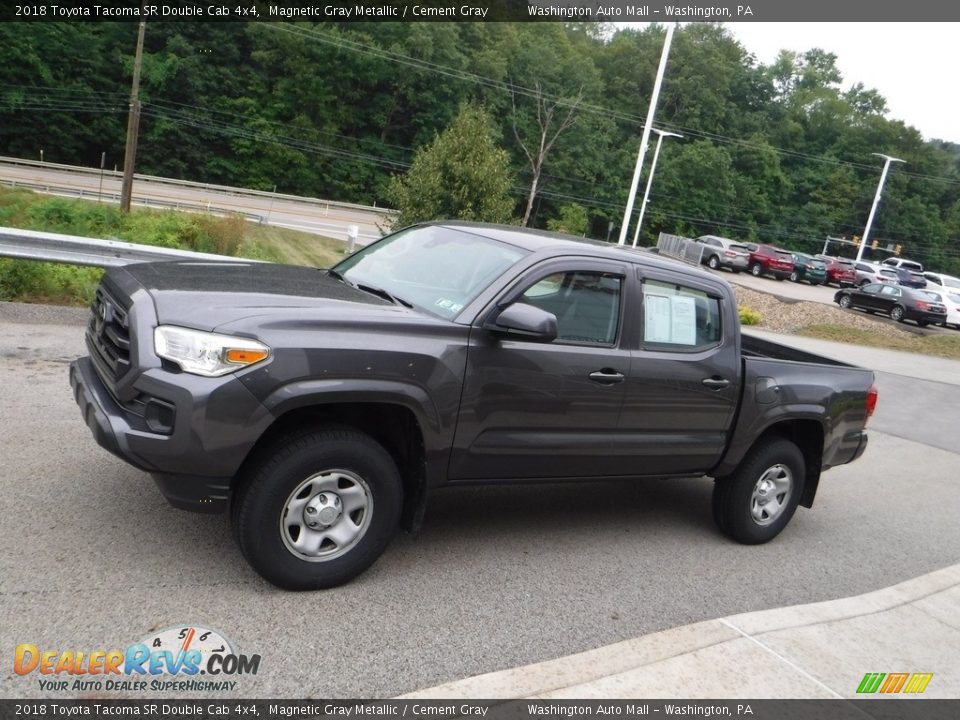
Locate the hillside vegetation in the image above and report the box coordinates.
[1,22,958,271]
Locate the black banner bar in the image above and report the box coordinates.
[4,0,960,23]
[1,700,959,720]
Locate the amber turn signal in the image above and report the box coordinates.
[226,348,269,365]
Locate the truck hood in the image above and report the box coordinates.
[113,261,410,330]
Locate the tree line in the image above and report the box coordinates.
[1,21,958,271]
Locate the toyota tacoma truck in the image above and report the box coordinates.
[70,222,876,590]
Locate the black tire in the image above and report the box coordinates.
[890,305,905,322]
[838,294,852,309]
[859,279,870,288]
[232,427,402,590]
[713,437,805,544]
[789,270,799,283]
[750,263,762,277]
[707,255,720,270]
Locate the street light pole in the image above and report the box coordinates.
[618,22,676,246]
[856,153,905,262]
[632,129,682,247]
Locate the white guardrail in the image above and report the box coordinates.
[0,227,265,268]
[0,156,398,219]
[657,232,704,266]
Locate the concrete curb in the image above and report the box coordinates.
[401,563,960,699]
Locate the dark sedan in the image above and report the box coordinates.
[834,283,947,326]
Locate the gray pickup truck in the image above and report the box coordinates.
[70,222,876,590]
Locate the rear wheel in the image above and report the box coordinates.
[890,305,905,322]
[707,255,720,270]
[232,427,403,590]
[713,437,805,544]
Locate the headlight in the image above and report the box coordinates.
[154,326,271,377]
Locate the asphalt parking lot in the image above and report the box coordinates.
[2,303,960,699]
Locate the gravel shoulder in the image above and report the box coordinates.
[733,285,921,339]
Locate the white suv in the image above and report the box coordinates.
[881,257,924,273]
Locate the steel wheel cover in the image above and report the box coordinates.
[280,469,373,562]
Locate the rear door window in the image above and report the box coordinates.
[641,280,721,349]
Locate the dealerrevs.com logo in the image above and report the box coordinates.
[14,626,261,693]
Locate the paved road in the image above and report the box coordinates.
[1,303,959,699]
[0,161,391,244]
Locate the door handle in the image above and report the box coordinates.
[589,370,625,385]
[702,377,730,390]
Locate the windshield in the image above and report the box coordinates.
[943,277,960,289]
[333,225,528,319]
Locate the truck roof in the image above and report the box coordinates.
[425,221,721,283]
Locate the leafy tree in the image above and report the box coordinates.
[547,203,589,235]
[385,103,515,227]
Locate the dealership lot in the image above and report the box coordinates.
[2,305,960,698]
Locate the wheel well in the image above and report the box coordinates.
[240,403,427,531]
[758,419,824,509]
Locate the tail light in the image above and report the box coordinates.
[724,251,736,258]
[916,301,930,310]
[865,385,878,424]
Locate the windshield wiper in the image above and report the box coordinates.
[355,283,413,308]
[326,268,353,286]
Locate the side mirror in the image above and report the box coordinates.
[489,303,558,343]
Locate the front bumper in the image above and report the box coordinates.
[69,356,274,513]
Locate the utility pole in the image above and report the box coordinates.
[120,21,146,213]
[618,22,676,246]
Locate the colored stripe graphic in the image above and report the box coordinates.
[857,673,885,693]
[880,673,909,693]
[904,673,934,694]
[857,672,933,694]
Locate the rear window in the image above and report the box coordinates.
[901,261,923,272]
[919,291,942,302]
[776,251,793,261]
[730,244,749,253]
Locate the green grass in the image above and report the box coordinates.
[0,187,346,305]
[796,323,960,360]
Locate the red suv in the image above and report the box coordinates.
[744,243,794,280]
[818,256,857,287]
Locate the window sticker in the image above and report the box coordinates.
[644,294,672,343]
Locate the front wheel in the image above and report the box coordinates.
[713,437,805,544]
[789,271,800,283]
[838,294,852,309]
[750,263,762,277]
[232,427,403,590]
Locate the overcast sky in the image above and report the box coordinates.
[622,23,960,145]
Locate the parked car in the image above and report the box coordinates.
[834,283,947,326]
[853,261,897,287]
[921,287,960,329]
[788,253,827,285]
[882,257,924,273]
[697,235,750,273]
[743,243,794,280]
[892,266,926,289]
[70,221,876,590]
[818,256,857,287]
[922,272,960,291]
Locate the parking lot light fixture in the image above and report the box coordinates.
[856,153,905,262]
[632,129,683,248]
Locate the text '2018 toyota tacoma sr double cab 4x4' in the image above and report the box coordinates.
[70,222,877,590]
